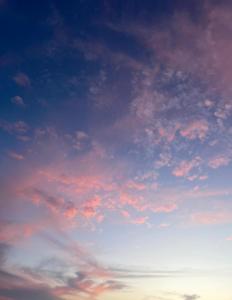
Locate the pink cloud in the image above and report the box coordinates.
[172,157,201,177]
[199,175,208,181]
[0,221,43,244]
[84,195,101,208]
[121,210,130,218]
[81,196,101,219]
[135,3,232,95]
[119,192,147,212]
[158,123,180,143]
[180,120,209,141]
[41,170,115,194]
[130,216,148,225]
[208,155,231,169]
[81,207,97,218]
[28,188,65,214]
[126,180,146,191]
[96,214,104,223]
[191,211,232,225]
[152,203,177,213]
[158,223,170,228]
[64,207,78,219]
[54,278,124,299]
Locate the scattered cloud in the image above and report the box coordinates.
[11,96,25,107]
[1,2,232,300]
[13,72,31,87]
[180,120,208,141]
[8,151,24,160]
[172,158,201,178]
[208,155,231,169]
[0,120,29,134]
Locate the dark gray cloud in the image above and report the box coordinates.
[182,294,200,300]
[0,243,9,266]
[0,287,62,300]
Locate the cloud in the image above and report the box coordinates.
[63,207,78,219]
[0,286,62,300]
[0,120,29,134]
[81,195,101,218]
[0,250,124,300]
[13,72,31,87]
[124,1,232,96]
[158,223,170,229]
[180,120,208,141]
[55,275,126,299]
[8,151,24,160]
[191,211,232,225]
[172,158,201,178]
[152,204,177,213]
[0,220,43,245]
[11,96,25,107]
[0,251,62,300]
[0,243,9,266]
[208,155,231,169]
[2,3,232,300]
[182,294,200,300]
[36,233,126,298]
[131,216,148,225]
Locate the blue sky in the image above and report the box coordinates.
[1,1,232,300]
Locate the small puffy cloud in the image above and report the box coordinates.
[64,207,78,219]
[11,96,25,106]
[73,130,89,150]
[158,223,170,229]
[204,99,214,108]
[76,131,88,140]
[8,151,24,160]
[128,216,148,225]
[13,72,31,87]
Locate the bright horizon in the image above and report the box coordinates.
[0,1,232,300]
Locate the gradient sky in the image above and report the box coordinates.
[1,1,232,300]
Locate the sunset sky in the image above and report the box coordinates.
[1,1,232,300]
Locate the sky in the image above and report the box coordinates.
[0,0,232,299]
